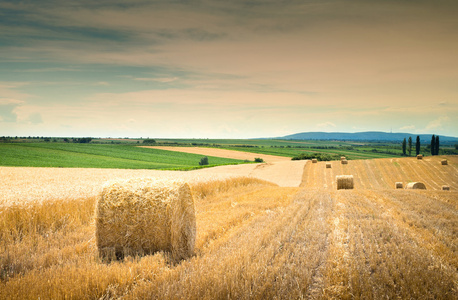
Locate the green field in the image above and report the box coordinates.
[150,139,414,160]
[0,143,245,170]
[151,138,456,160]
[2,137,455,169]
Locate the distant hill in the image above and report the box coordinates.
[278,131,458,142]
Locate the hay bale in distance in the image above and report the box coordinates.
[341,159,348,165]
[441,159,448,165]
[340,156,346,161]
[336,175,354,190]
[96,178,196,261]
[405,182,426,190]
[395,182,403,189]
[417,154,423,160]
[326,163,332,169]
[442,185,450,191]
[312,159,318,163]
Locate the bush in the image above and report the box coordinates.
[291,153,339,161]
[199,156,209,166]
[254,158,264,163]
[143,139,156,144]
[73,138,92,143]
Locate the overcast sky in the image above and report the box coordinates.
[1,0,457,138]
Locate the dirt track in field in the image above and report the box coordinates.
[139,146,305,187]
[195,160,308,187]
[139,146,291,162]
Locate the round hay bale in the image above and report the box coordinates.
[312,159,318,163]
[405,182,426,190]
[395,182,403,189]
[340,156,346,161]
[341,159,348,165]
[442,185,450,191]
[441,159,448,165]
[336,175,354,190]
[96,178,196,261]
[417,154,423,160]
[326,163,332,169]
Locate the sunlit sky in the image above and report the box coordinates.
[1,0,457,138]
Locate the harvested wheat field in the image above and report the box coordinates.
[1,155,457,299]
[140,146,290,162]
[301,155,458,190]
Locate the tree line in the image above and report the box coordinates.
[402,135,439,156]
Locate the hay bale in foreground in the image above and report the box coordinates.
[441,159,448,165]
[96,178,196,261]
[442,185,450,191]
[417,154,423,160]
[326,163,332,168]
[336,175,354,190]
[312,159,317,163]
[395,182,403,189]
[405,182,426,190]
[341,159,348,165]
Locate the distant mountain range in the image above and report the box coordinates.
[277,131,458,142]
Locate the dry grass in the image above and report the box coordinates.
[1,156,457,299]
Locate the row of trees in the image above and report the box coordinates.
[402,135,439,156]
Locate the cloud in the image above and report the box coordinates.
[400,125,415,131]
[93,81,110,86]
[316,121,336,130]
[425,116,450,131]
[134,77,178,83]
[17,67,81,73]
[28,112,43,124]
[0,99,23,122]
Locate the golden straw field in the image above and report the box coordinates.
[1,156,457,299]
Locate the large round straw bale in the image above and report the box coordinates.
[442,185,450,191]
[312,158,318,163]
[336,175,354,190]
[326,163,332,168]
[441,159,448,165]
[340,156,346,161]
[405,182,426,190]
[395,182,403,189]
[96,178,196,261]
[417,154,423,160]
[341,159,348,165]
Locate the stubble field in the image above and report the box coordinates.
[0,156,457,299]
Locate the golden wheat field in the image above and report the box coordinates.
[1,156,457,299]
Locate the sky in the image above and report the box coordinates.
[0,0,457,138]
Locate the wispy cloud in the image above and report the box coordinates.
[1,1,458,137]
[0,98,23,122]
[134,77,178,83]
[316,122,337,130]
[425,116,450,131]
[400,125,416,131]
[27,112,43,124]
[17,67,81,72]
